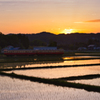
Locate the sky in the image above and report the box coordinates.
[0,0,100,34]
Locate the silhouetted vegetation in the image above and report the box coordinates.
[1,32,100,50]
[48,40,57,47]
[17,34,29,49]
[26,32,100,50]
[30,39,47,46]
[0,32,29,49]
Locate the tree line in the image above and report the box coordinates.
[0,32,29,49]
[0,32,57,50]
[0,32,100,50]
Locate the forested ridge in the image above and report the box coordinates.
[1,31,100,50]
[0,32,29,49]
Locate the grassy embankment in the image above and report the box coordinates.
[0,55,64,63]
[56,74,100,80]
[1,63,100,71]
[0,54,100,63]
[1,51,100,93]
[63,50,100,56]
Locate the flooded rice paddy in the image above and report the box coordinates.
[0,76,100,100]
[8,65,100,78]
[1,56,100,100]
[68,78,100,86]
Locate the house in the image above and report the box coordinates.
[1,46,20,53]
[77,47,87,51]
[88,45,95,50]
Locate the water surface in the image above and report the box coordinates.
[8,65,100,79]
[1,58,100,70]
[0,76,100,100]
[68,78,100,86]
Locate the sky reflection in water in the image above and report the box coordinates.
[0,76,100,100]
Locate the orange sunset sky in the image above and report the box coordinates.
[0,0,100,34]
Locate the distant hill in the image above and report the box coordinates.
[25,32,100,45]
[6,32,100,50]
[26,32,55,43]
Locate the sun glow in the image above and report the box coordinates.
[61,29,75,34]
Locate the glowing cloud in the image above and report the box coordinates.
[74,22,84,24]
[85,19,100,22]
[61,29,75,34]
[75,19,100,24]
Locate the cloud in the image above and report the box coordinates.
[74,19,100,24]
[0,0,74,4]
[74,22,84,23]
[0,0,41,5]
[85,19,100,22]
